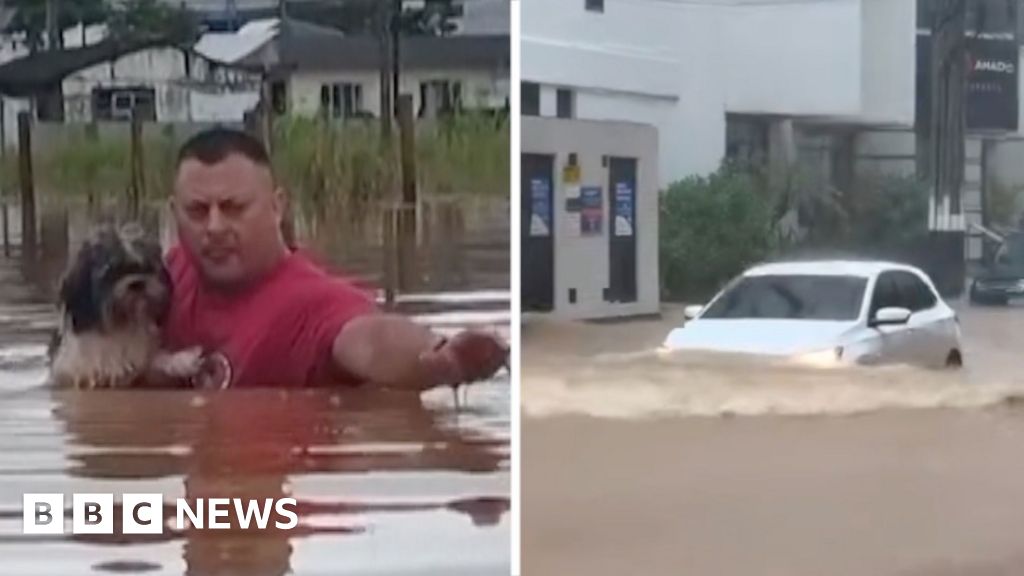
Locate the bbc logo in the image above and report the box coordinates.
[23,493,299,534]
[24,493,162,535]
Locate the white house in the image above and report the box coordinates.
[225,18,510,119]
[0,22,260,145]
[522,0,917,188]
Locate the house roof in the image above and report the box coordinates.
[0,37,182,97]
[193,18,279,64]
[238,24,509,74]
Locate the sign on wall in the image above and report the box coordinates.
[614,182,634,237]
[530,178,551,237]
[916,32,1019,132]
[966,36,1019,131]
[581,186,603,235]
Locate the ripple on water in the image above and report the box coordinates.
[523,349,1024,419]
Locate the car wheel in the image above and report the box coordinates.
[945,350,963,369]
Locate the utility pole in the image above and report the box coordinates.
[928,0,967,223]
[391,0,402,117]
[45,0,59,50]
[40,0,64,121]
[925,0,968,296]
[378,1,393,137]
[226,0,239,31]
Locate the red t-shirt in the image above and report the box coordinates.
[163,246,377,388]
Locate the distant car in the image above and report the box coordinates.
[970,233,1024,305]
[663,260,963,369]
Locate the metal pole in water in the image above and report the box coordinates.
[18,112,36,266]
[397,94,417,291]
[1,96,9,258]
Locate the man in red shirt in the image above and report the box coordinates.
[162,127,507,390]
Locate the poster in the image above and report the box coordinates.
[565,212,581,237]
[530,178,551,237]
[563,163,582,202]
[581,186,603,235]
[916,25,1019,131]
[614,182,634,237]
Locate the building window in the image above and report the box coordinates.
[586,0,604,13]
[556,88,575,119]
[419,80,463,118]
[321,83,364,119]
[725,114,769,167]
[270,81,287,115]
[522,82,540,116]
[91,86,156,121]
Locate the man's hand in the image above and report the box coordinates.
[331,314,509,392]
[418,330,510,388]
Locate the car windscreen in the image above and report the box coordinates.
[700,274,868,321]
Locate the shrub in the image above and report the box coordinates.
[660,166,778,301]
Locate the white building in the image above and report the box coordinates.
[522,0,917,188]
[229,18,510,119]
[0,22,260,145]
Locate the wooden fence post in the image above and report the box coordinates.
[397,94,417,291]
[129,109,145,220]
[18,112,35,265]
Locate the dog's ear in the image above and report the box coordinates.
[59,241,102,332]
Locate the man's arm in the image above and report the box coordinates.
[331,314,507,390]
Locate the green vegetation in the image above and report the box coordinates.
[659,166,779,301]
[13,112,507,229]
[659,163,932,301]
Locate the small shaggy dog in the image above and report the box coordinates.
[48,223,202,388]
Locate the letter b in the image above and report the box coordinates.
[73,494,113,534]
[23,494,64,535]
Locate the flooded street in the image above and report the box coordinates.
[523,302,1024,575]
[0,258,511,575]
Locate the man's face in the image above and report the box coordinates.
[172,154,284,289]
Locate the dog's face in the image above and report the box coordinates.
[59,223,171,334]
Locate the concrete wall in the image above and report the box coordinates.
[522,116,659,320]
[721,0,862,117]
[522,0,917,188]
[854,129,918,177]
[859,0,917,126]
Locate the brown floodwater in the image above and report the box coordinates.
[0,258,511,575]
[522,303,1024,575]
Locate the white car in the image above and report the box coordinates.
[663,260,963,369]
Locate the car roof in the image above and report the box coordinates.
[744,260,923,278]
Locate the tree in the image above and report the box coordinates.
[106,0,199,45]
[400,0,463,36]
[4,0,108,52]
[282,0,462,36]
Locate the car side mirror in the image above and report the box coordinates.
[683,305,703,320]
[870,307,911,327]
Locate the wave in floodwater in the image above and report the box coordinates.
[522,349,1024,419]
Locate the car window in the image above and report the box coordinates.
[700,275,867,321]
[893,271,937,312]
[870,272,902,315]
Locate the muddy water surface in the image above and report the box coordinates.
[523,303,1024,576]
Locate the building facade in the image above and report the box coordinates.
[522,0,917,188]
[522,116,659,319]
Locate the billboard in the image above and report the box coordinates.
[916,0,1019,133]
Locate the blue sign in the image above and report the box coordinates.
[581,186,602,235]
[614,182,634,237]
[530,178,551,237]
